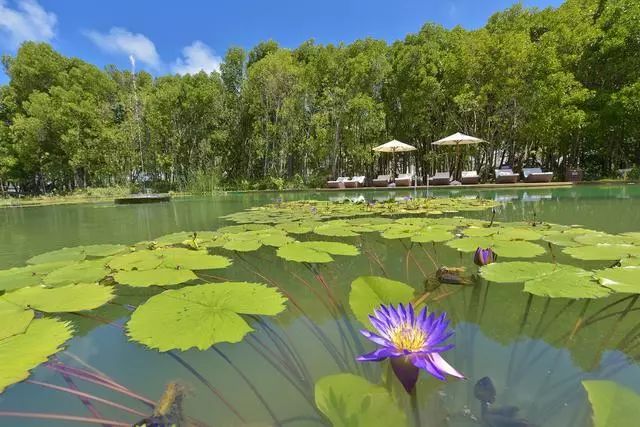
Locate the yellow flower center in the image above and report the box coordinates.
[389,324,426,352]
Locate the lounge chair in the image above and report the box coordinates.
[522,167,553,183]
[429,172,452,186]
[461,170,480,185]
[495,168,519,184]
[395,173,413,187]
[373,175,392,187]
[326,177,348,188]
[344,176,366,188]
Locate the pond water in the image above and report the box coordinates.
[1,184,640,427]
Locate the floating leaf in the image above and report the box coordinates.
[81,244,128,258]
[43,260,110,286]
[0,300,33,340]
[583,380,640,427]
[27,248,86,265]
[300,241,359,256]
[480,262,562,283]
[127,282,286,351]
[109,250,162,271]
[563,245,640,261]
[596,267,640,294]
[159,248,232,270]
[3,283,114,312]
[314,223,359,237]
[349,276,415,327]
[524,267,610,299]
[410,228,454,243]
[277,243,333,263]
[315,374,407,427]
[620,257,640,267]
[447,238,546,258]
[223,240,263,252]
[0,318,73,393]
[114,268,197,287]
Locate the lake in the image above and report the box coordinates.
[1,184,639,426]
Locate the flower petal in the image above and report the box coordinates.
[411,353,445,381]
[359,329,391,347]
[356,347,397,362]
[427,353,465,379]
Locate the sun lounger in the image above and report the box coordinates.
[495,168,519,184]
[395,173,413,187]
[460,170,480,185]
[327,177,348,188]
[344,176,366,188]
[522,167,553,183]
[373,175,392,187]
[428,172,452,186]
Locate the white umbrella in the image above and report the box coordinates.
[431,132,485,180]
[373,140,417,176]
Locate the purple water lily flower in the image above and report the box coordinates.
[474,247,496,266]
[357,303,464,393]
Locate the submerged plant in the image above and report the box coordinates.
[357,303,464,393]
[474,247,496,266]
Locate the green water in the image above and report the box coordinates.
[1,184,640,426]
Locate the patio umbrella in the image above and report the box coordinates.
[372,140,417,176]
[431,132,485,180]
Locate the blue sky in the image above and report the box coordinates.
[0,0,563,83]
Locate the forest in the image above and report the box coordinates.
[0,0,639,194]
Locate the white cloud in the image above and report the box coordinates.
[171,41,221,75]
[0,0,56,48]
[85,27,160,68]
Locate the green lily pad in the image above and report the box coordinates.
[27,248,86,265]
[620,257,640,267]
[480,262,563,283]
[524,267,610,299]
[573,233,635,246]
[447,238,546,258]
[43,260,110,286]
[114,268,197,287]
[349,276,415,328]
[82,244,129,258]
[411,228,454,243]
[595,267,640,294]
[127,282,286,351]
[0,300,34,340]
[277,243,334,263]
[314,223,359,237]
[159,248,232,270]
[315,374,407,427]
[223,240,263,252]
[0,317,73,393]
[300,241,360,256]
[3,283,115,312]
[563,244,640,261]
[583,380,640,427]
[0,262,79,291]
[109,250,163,271]
[260,234,295,247]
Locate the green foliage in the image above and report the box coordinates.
[314,374,407,427]
[349,276,415,327]
[583,380,640,427]
[126,282,287,351]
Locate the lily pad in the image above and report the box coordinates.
[315,374,407,427]
[595,267,640,294]
[0,300,33,340]
[27,248,86,265]
[3,283,114,313]
[109,250,163,271]
[82,244,129,258]
[159,248,232,270]
[277,243,334,263]
[349,276,415,327]
[114,268,197,287]
[43,260,110,286]
[524,267,610,299]
[583,380,640,427]
[127,282,286,351]
[447,238,546,258]
[410,228,454,243]
[480,262,563,283]
[0,318,73,393]
[300,241,360,256]
[563,244,640,261]
[223,240,263,252]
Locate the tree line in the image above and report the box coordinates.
[0,0,639,194]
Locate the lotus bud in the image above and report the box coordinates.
[474,247,496,266]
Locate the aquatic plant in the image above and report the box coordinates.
[357,303,464,392]
[474,247,496,266]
